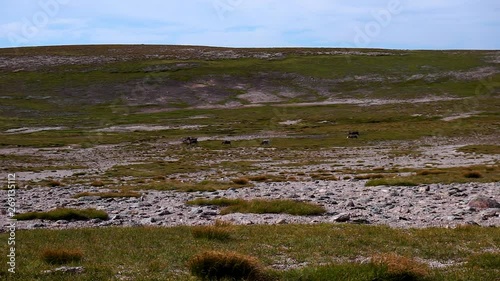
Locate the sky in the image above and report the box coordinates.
[0,0,499,50]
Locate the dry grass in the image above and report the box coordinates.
[191,226,232,241]
[232,177,250,185]
[188,250,266,281]
[354,174,385,180]
[90,180,105,187]
[371,253,429,280]
[41,248,83,265]
[416,169,446,176]
[47,179,62,187]
[72,191,141,199]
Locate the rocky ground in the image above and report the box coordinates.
[3,180,499,231]
[1,136,499,231]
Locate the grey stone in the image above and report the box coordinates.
[468,196,500,210]
[42,266,84,274]
[333,213,350,222]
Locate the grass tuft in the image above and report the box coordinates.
[41,248,83,265]
[188,250,266,281]
[90,180,105,187]
[13,208,109,221]
[371,253,429,280]
[232,177,250,185]
[191,226,232,241]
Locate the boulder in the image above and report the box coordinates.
[468,196,500,210]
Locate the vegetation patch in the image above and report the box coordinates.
[1,223,499,280]
[187,198,326,216]
[366,165,499,186]
[72,191,141,199]
[41,248,83,265]
[123,180,249,192]
[188,250,266,281]
[371,253,429,280]
[13,208,109,221]
[232,177,250,185]
[457,145,500,155]
[354,174,385,180]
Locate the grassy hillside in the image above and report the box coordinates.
[0,45,498,147]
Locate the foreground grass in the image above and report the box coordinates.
[0,224,498,280]
[13,208,109,221]
[187,198,326,216]
[366,165,499,186]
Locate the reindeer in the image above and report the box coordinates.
[260,139,270,145]
[221,140,231,145]
[182,137,198,145]
[347,131,360,139]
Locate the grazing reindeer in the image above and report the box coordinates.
[182,137,198,145]
[221,140,231,145]
[260,139,270,145]
[347,131,360,139]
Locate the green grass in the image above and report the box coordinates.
[457,145,500,155]
[0,224,499,280]
[13,208,109,221]
[366,165,499,186]
[187,198,326,216]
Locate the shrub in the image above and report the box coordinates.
[14,208,109,221]
[188,251,266,281]
[371,253,429,280]
[463,171,482,178]
[41,248,83,265]
[232,177,250,185]
[191,226,231,241]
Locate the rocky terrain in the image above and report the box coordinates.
[4,180,499,231]
[1,45,498,233]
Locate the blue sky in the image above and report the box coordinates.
[0,0,499,49]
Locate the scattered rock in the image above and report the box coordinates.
[468,196,500,210]
[42,266,84,274]
[332,213,350,222]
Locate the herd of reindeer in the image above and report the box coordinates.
[181,131,360,146]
